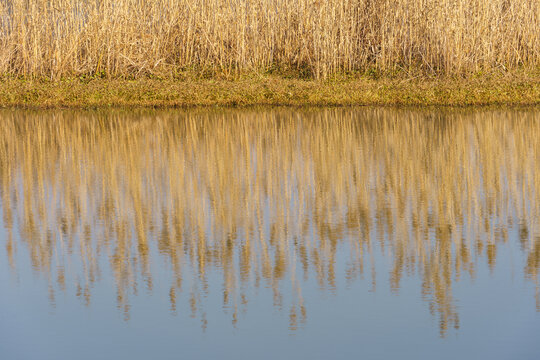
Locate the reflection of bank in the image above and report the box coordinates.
[0,108,539,336]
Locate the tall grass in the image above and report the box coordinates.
[0,0,538,78]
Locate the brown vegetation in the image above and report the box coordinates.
[0,0,538,79]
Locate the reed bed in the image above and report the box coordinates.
[0,0,538,79]
[1,108,539,335]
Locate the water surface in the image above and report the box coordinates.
[0,108,539,359]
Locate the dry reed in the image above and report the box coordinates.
[0,0,538,78]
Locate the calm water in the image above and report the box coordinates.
[0,108,539,359]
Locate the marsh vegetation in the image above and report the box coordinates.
[0,0,538,79]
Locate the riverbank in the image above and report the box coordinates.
[1,71,538,108]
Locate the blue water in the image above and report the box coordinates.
[0,108,538,360]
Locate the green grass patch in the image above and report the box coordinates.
[0,70,538,108]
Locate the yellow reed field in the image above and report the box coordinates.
[0,108,539,335]
[0,0,538,78]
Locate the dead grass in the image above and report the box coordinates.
[0,0,538,79]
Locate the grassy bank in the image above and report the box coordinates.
[1,0,537,107]
[0,71,538,108]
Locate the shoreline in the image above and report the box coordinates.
[1,73,538,108]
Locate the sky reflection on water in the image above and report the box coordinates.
[0,108,539,359]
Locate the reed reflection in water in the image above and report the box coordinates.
[0,108,538,337]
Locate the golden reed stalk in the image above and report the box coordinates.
[0,108,539,335]
[0,0,538,78]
